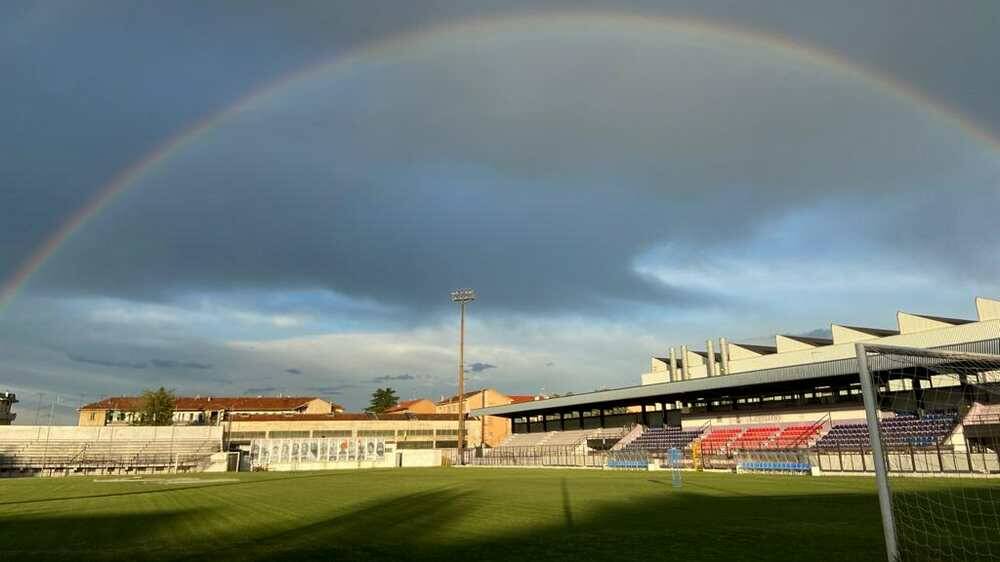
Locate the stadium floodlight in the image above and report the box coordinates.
[450,288,476,465]
[449,288,476,304]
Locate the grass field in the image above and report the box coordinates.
[0,468,996,561]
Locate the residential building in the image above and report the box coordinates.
[78,395,342,426]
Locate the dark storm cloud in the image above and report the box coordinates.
[67,354,213,371]
[244,386,279,395]
[151,359,213,370]
[67,354,147,370]
[2,1,999,315]
[372,374,417,382]
[305,384,356,395]
[26,28,999,315]
[465,363,497,374]
[4,1,1000,411]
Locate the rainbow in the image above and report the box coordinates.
[3,11,998,311]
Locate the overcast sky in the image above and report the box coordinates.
[2,1,999,422]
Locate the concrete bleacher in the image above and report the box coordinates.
[495,427,628,450]
[0,425,223,477]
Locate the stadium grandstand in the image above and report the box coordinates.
[473,296,1000,475]
[0,425,225,477]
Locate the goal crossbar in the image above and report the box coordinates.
[859,343,1000,365]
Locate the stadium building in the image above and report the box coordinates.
[5,297,1000,478]
[472,296,1000,474]
[434,388,536,447]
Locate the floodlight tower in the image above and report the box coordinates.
[450,288,476,464]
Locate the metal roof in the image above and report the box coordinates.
[473,338,1000,418]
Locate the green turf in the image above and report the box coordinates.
[0,468,995,561]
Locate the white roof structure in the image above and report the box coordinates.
[475,296,1000,418]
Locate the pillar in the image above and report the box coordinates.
[669,347,678,382]
[706,339,716,377]
[913,376,925,414]
[719,337,730,375]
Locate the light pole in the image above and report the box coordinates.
[450,288,476,465]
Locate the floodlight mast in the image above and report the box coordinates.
[450,288,476,465]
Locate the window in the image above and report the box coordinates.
[89,412,96,421]
[270,431,310,438]
[313,430,352,438]
[396,441,434,449]
[358,430,395,437]
[229,431,266,440]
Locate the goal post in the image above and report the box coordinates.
[857,343,900,562]
[856,342,1000,561]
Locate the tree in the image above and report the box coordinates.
[135,386,176,426]
[365,387,399,414]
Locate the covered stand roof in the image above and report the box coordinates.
[473,337,1000,419]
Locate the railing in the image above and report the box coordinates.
[468,445,608,468]
[610,424,646,451]
[812,440,1000,475]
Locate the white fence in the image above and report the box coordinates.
[249,437,393,471]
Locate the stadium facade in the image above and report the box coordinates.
[471,296,1000,475]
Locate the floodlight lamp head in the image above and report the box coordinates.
[450,288,476,303]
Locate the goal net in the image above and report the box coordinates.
[856,343,1000,561]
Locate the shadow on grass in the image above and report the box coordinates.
[207,486,889,562]
[0,470,361,507]
[4,476,997,562]
[0,508,214,560]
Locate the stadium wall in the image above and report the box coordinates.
[227,417,481,449]
[0,425,222,441]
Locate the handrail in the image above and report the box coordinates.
[790,412,832,449]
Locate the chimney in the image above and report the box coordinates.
[680,345,689,380]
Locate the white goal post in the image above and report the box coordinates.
[856,342,1000,562]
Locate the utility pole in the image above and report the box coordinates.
[450,288,476,465]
